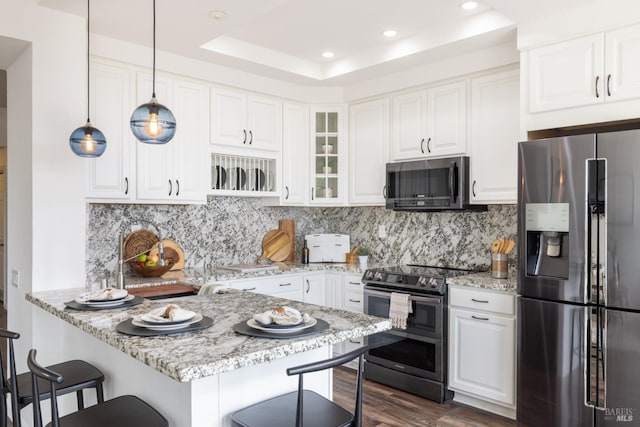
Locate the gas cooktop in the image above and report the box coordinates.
[362,264,476,295]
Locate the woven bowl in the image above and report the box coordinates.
[128,261,173,278]
[345,253,358,264]
[123,229,159,261]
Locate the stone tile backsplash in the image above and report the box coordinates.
[86,197,517,276]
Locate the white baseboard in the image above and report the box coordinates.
[452,391,516,420]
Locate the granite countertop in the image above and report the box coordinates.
[26,289,391,383]
[447,271,516,293]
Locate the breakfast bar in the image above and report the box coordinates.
[26,288,391,427]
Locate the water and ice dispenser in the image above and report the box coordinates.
[525,203,570,279]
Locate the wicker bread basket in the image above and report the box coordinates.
[123,229,159,261]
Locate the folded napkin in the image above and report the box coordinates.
[141,304,196,323]
[389,292,412,329]
[82,287,128,301]
[253,306,310,326]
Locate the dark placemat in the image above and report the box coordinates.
[64,296,144,311]
[116,316,214,337]
[233,318,330,339]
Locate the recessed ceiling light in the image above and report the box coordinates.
[460,1,478,10]
[322,51,334,58]
[209,10,227,20]
[382,29,397,38]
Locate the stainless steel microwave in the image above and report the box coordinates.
[385,156,484,211]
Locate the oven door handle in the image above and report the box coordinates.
[364,288,441,304]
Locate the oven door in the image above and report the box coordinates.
[365,330,443,382]
[363,286,443,338]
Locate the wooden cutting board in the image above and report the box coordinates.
[278,219,296,263]
[149,239,185,270]
[258,230,291,262]
[126,284,198,299]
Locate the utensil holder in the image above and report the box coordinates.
[491,253,508,279]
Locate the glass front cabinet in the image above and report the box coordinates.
[310,106,346,204]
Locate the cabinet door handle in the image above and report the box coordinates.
[242,129,247,144]
[311,187,314,201]
[176,179,180,196]
[124,177,129,195]
[285,186,290,200]
[595,75,600,98]
[349,299,361,303]
[248,130,253,145]
[472,315,490,321]
[472,180,477,197]
[305,279,310,293]
[349,281,361,286]
[420,138,425,154]
[279,282,292,287]
[168,180,172,196]
[471,298,489,303]
[426,137,432,153]
[242,287,256,291]
[607,74,611,97]
[383,185,387,198]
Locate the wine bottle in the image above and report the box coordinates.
[302,239,310,264]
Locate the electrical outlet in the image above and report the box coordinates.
[130,224,142,231]
[11,269,19,287]
[378,225,387,239]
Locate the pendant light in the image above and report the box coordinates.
[130,0,176,144]
[69,0,106,157]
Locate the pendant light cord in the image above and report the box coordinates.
[86,0,91,123]
[152,0,156,98]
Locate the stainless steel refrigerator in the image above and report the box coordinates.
[517,130,640,426]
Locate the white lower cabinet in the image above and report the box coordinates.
[448,287,516,419]
[227,275,303,301]
[302,273,326,305]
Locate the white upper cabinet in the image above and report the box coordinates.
[391,81,466,161]
[136,72,207,203]
[281,103,309,205]
[309,106,347,205]
[348,98,389,206]
[86,61,134,201]
[469,68,520,204]
[605,23,640,102]
[211,87,282,153]
[528,34,604,112]
[528,23,640,114]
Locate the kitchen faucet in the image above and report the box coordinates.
[116,219,165,289]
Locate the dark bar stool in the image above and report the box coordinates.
[28,349,168,427]
[0,329,105,427]
[231,346,368,427]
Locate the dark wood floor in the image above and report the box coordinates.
[333,367,516,427]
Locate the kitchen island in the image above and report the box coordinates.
[27,288,391,427]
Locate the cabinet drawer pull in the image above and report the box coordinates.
[168,180,172,196]
[348,299,361,303]
[348,281,361,286]
[242,129,247,144]
[279,283,292,287]
[472,315,490,321]
[595,75,600,98]
[471,298,489,303]
[242,287,256,291]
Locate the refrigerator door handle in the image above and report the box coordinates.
[585,308,607,410]
[585,307,596,408]
[596,308,607,411]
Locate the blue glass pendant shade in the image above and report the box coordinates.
[69,120,107,157]
[130,96,176,144]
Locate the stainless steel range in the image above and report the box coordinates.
[362,264,475,403]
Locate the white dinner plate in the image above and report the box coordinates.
[74,294,135,307]
[246,317,317,334]
[132,313,203,331]
[140,312,196,325]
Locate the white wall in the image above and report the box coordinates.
[1,1,86,371]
